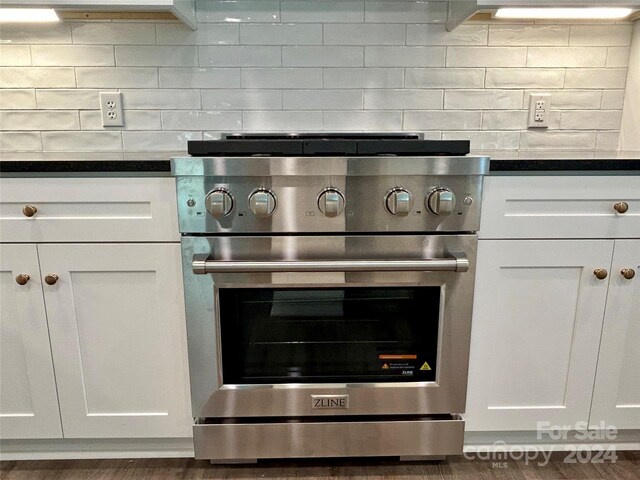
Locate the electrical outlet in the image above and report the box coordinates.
[100,92,124,127]
[528,94,551,128]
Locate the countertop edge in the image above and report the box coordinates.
[1,158,639,176]
[0,160,172,176]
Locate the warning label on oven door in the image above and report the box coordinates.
[379,354,418,376]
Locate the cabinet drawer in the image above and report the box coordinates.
[480,176,640,239]
[0,177,179,242]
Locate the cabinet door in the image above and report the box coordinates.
[38,243,191,439]
[466,240,614,431]
[590,240,640,429]
[0,244,62,439]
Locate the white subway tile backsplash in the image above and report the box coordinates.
[407,24,487,46]
[364,1,447,24]
[0,46,31,66]
[0,132,42,151]
[1,13,633,155]
[240,24,322,45]
[122,131,201,151]
[0,110,79,131]
[596,131,620,150]
[31,45,114,67]
[196,0,280,23]
[76,67,158,88]
[422,132,443,140]
[0,24,71,44]
[405,68,484,88]
[606,47,630,68]
[445,90,523,110]
[79,110,162,130]
[443,131,520,149]
[560,110,622,130]
[324,68,404,88]
[564,69,628,89]
[601,90,625,110]
[116,46,198,67]
[284,90,362,110]
[242,68,322,88]
[520,131,597,150]
[324,24,405,45]
[162,110,242,130]
[365,47,445,67]
[156,24,239,45]
[42,131,123,151]
[447,47,527,67]
[0,67,75,88]
[159,68,240,88]
[243,110,322,130]
[364,90,442,110]
[36,89,99,109]
[485,69,565,89]
[0,89,36,109]
[283,47,363,67]
[403,111,481,130]
[120,89,201,109]
[72,23,156,45]
[323,111,402,131]
[527,47,607,67]
[489,25,569,46]
[569,25,633,46]
[523,90,602,110]
[202,89,283,110]
[200,46,281,67]
[281,1,364,23]
[481,111,556,131]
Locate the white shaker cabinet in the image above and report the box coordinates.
[0,244,62,440]
[590,240,640,429]
[0,177,192,446]
[465,239,614,432]
[38,243,192,439]
[467,175,640,434]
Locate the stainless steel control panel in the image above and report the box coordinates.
[172,155,489,234]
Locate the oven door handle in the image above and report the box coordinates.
[192,252,469,274]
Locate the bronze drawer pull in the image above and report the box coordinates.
[614,202,629,214]
[22,205,38,217]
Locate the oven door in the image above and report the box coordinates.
[181,235,476,418]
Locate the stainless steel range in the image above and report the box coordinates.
[171,133,489,463]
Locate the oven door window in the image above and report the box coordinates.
[218,287,440,384]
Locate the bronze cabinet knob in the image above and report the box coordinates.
[621,268,636,280]
[15,274,30,285]
[44,274,59,285]
[22,205,38,217]
[594,268,608,280]
[614,202,629,214]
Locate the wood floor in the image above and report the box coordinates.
[2,452,640,480]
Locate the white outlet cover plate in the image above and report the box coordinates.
[528,94,551,128]
[100,92,124,127]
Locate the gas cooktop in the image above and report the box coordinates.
[188,133,470,157]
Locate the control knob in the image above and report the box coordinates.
[385,188,413,217]
[427,188,456,216]
[249,189,276,217]
[205,188,233,218]
[318,188,345,218]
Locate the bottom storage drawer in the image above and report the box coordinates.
[193,416,464,460]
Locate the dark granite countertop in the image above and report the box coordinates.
[481,150,640,174]
[1,150,639,176]
[0,151,179,176]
